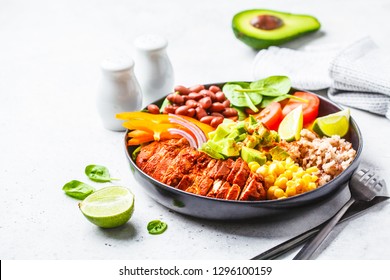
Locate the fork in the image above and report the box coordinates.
[293,168,385,260]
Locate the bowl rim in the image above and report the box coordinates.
[124,86,363,206]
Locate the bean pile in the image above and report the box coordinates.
[147,84,238,128]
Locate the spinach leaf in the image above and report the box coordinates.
[260,94,290,108]
[222,76,292,113]
[222,84,246,107]
[246,91,263,105]
[85,164,118,182]
[225,81,250,88]
[62,180,95,200]
[231,105,247,121]
[250,76,291,96]
[222,84,258,112]
[147,220,168,235]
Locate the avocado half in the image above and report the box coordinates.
[232,9,321,49]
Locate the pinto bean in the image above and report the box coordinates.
[185,99,198,108]
[198,96,212,109]
[209,102,225,112]
[215,91,226,102]
[167,93,184,105]
[147,104,160,114]
[189,84,205,93]
[222,108,238,118]
[205,91,217,101]
[163,104,177,114]
[227,116,238,122]
[175,105,190,116]
[211,112,224,118]
[195,107,207,120]
[199,115,215,125]
[187,108,196,118]
[210,117,224,128]
[174,85,190,95]
[222,99,230,108]
[208,85,221,93]
[188,92,203,100]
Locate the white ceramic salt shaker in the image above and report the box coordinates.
[134,34,174,107]
[97,54,143,131]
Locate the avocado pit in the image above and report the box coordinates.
[250,15,284,30]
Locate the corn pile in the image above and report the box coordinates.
[248,157,319,200]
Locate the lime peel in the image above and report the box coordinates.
[312,108,350,137]
[79,186,134,228]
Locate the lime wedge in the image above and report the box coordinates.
[312,108,350,137]
[278,105,303,142]
[79,186,134,228]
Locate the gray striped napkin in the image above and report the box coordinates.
[328,37,390,119]
[252,37,390,119]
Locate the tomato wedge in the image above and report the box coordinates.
[282,91,320,125]
[252,102,283,131]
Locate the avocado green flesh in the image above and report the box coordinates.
[241,146,266,165]
[232,9,321,49]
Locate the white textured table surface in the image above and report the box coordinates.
[1,0,390,260]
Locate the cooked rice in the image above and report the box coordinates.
[279,129,356,186]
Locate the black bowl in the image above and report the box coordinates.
[124,85,363,220]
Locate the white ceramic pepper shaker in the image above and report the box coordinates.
[134,34,174,107]
[97,54,143,131]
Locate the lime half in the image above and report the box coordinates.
[312,108,350,137]
[278,105,303,142]
[79,186,135,228]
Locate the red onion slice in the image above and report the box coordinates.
[168,114,206,147]
[167,128,197,148]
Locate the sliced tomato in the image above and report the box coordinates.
[252,102,283,131]
[282,91,320,125]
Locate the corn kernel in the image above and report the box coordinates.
[305,166,319,174]
[256,165,268,176]
[267,186,278,199]
[310,175,318,182]
[264,174,276,188]
[286,180,296,188]
[284,169,293,180]
[289,164,299,172]
[302,174,312,185]
[286,186,296,197]
[308,182,317,191]
[274,176,288,190]
[274,188,285,198]
[268,162,278,175]
[285,157,294,165]
[248,162,260,173]
[276,162,285,174]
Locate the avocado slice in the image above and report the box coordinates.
[232,9,321,49]
[241,146,267,165]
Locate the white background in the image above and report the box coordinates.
[1,0,390,261]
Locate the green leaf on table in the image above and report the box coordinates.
[62,180,95,200]
[85,164,118,182]
[147,220,168,235]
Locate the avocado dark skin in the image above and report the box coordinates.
[232,9,321,50]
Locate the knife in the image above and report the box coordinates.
[251,195,389,260]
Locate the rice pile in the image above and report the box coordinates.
[279,129,357,186]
